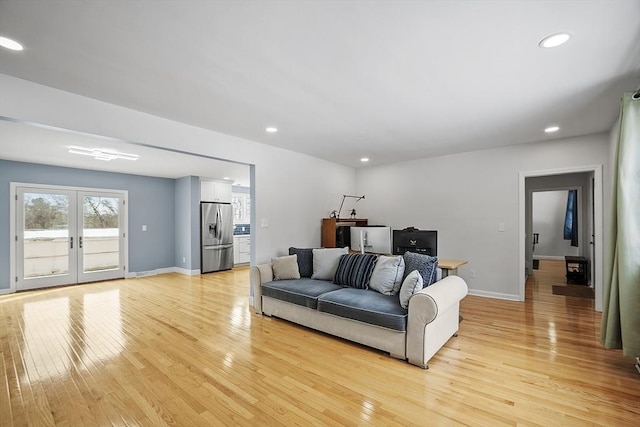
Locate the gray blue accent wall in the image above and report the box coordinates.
[174,176,200,270]
[190,177,200,270]
[0,159,176,290]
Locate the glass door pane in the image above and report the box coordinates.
[17,188,77,290]
[78,192,125,283]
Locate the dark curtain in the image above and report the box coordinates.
[563,190,578,247]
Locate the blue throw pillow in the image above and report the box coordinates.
[333,254,378,289]
[402,251,439,287]
[289,247,314,278]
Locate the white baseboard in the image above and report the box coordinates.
[133,270,158,278]
[533,255,566,260]
[0,288,12,295]
[173,267,201,276]
[467,289,521,301]
[127,266,199,278]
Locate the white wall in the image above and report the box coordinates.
[532,191,579,258]
[0,74,355,265]
[356,134,610,300]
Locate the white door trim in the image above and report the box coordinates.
[9,182,129,294]
[518,165,603,311]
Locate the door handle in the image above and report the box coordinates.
[79,236,83,249]
[70,236,73,249]
[203,244,233,250]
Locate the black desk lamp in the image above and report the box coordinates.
[337,194,365,219]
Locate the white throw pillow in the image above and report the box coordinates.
[311,247,349,280]
[369,255,405,295]
[399,270,423,309]
[271,254,301,280]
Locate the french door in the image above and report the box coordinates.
[15,185,126,291]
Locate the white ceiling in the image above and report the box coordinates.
[0,0,639,172]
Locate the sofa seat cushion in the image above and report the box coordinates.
[262,279,342,309]
[317,288,408,332]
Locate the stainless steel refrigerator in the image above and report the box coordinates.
[201,202,234,273]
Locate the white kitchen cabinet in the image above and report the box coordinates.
[200,180,232,203]
[233,237,240,261]
[234,235,250,264]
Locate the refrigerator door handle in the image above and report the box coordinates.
[203,243,234,250]
[217,207,222,240]
[218,208,224,240]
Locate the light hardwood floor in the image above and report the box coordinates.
[1,261,638,426]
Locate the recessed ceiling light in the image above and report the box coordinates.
[539,33,570,48]
[223,177,230,180]
[545,126,560,133]
[360,157,370,163]
[0,36,24,51]
[265,127,278,133]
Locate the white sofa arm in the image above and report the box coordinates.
[250,263,273,314]
[406,275,468,368]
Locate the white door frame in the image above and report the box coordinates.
[9,182,129,294]
[518,165,603,312]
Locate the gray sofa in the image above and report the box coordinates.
[251,250,468,368]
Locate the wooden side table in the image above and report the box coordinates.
[439,259,468,277]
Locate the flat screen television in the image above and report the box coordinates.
[392,229,437,256]
[350,226,392,254]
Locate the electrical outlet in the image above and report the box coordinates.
[469,269,476,278]
[182,257,186,263]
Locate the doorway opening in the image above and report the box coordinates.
[518,165,603,312]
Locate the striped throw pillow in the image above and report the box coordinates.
[333,254,378,289]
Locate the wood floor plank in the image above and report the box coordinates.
[0,261,638,426]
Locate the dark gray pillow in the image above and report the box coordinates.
[402,251,439,287]
[333,253,378,289]
[288,247,314,278]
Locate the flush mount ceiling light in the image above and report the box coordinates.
[68,146,139,161]
[360,157,370,163]
[545,126,560,133]
[539,32,571,48]
[265,127,278,133]
[0,36,24,51]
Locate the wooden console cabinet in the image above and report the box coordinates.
[565,255,588,285]
[321,218,368,248]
